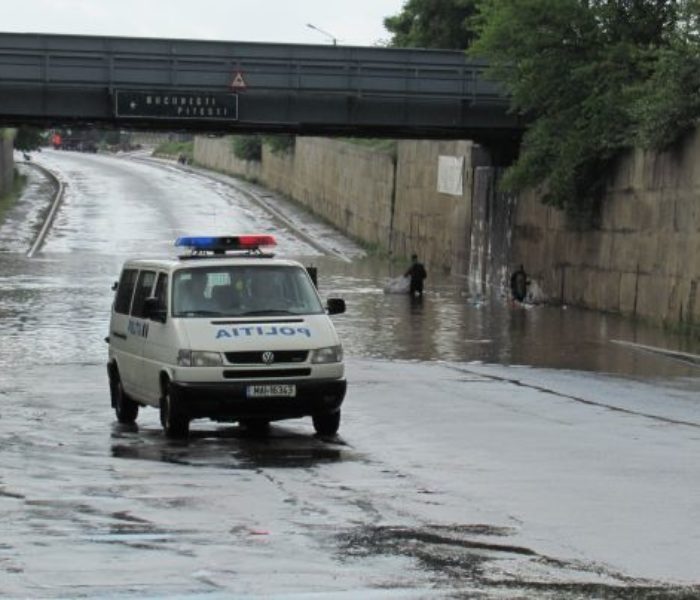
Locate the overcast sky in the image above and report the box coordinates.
[1,0,406,46]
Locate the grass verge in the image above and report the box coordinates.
[0,169,28,225]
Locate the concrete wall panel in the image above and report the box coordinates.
[513,128,700,331]
[0,133,14,197]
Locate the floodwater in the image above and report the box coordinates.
[320,256,700,377]
[1,151,699,379]
[1,150,699,598]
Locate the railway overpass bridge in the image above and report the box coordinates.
[0,32,520,146]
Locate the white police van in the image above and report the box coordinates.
[107,235,346,438]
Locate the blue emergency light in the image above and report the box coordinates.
[175,234,277,253]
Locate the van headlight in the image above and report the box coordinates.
[310,345,343,364]
[177,350,223,367]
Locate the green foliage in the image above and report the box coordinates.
[629,1,700,148]
[231,135,262,161]
[343,138,398,156]
[631,42,700,148]
[231,135,295,161]
[153,140,193,160]
[103,130,122,146]
[384,0,479,49]
[263,134,295,155]
[13,127,44,152]
[471,0,700,226]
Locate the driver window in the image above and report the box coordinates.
[154,273,168,314]
[131,270,156,318]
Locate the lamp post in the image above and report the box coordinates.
[306,23,337,46]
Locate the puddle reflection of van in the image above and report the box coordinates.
[107,235,346,438]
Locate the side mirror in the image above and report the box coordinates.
[326,298,345,315]
[144,297,167,322]
[111,281,118,291]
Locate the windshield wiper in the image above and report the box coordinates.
[178,310,224,317]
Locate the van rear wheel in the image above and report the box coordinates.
[113,375,139,424]
[160,383,189,439]
[312,411,340,436]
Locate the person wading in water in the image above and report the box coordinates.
[405,254,427,297]
[510,264,529,303]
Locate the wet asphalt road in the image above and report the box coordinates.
[1,151,700,598]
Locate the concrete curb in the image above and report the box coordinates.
[130,155,351,262]
[611,339,700,368]
[24,161,65,258]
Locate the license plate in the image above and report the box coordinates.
[247,384,296,398]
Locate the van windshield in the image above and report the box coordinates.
[172,265,324,318]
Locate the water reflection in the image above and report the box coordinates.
[110,422,347,469]
[314,255,700,379]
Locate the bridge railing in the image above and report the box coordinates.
[0,32,519,139]
[0,32,508,105]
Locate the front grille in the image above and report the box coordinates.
[224,350,308,364]
[223,368,311,379]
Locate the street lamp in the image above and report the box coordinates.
[306,23,337,46]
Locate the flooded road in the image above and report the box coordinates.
[320,255,700,377]
[1,150,699,598]
[3,152,700,376]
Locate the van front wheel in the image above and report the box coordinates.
[312,411,340,436]
[160,383,189,439]
[113,376,139,424]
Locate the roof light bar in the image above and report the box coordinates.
[174,235,277,252]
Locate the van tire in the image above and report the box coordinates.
[160,383,189,439]
[241,419,270,436]
[312,411,340,436]
[112,374,139,424]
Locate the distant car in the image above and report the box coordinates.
[107,235,347,438]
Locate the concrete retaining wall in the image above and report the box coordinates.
[0,132,14,197]
[512,129,700,330]
[194,135,484,274]
[392,140,487,274]
[264,138,395,250]
[194,131,700,329]
[193,136,262,182]
[195,137,395,250]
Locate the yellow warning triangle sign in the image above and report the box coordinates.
[230,71,247,90]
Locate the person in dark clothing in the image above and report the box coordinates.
[510,264,529,303]
[405,254,427,296]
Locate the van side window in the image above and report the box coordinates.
[114,269,138,315]
[131,271,156,318]
[153,273,168,314]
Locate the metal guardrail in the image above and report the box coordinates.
[23,161,64,258]
[0,32,518,138]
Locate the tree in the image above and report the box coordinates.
[384,0,479,49]
[231,135,262,161]
[629,0,700,147]
[471,0,699,225]
[13,126,44,152]
[263,134,295,155]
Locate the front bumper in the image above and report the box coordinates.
[171,378,346,422]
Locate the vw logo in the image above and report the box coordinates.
[262,351,275,365]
